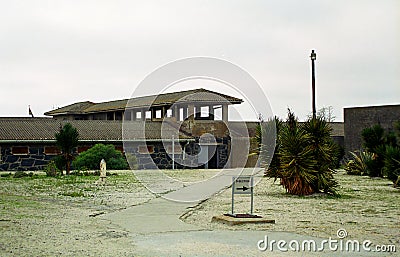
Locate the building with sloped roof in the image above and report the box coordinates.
[44,88,243,122]
[0,89,245,171]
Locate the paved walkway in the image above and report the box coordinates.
[102,169,385,256]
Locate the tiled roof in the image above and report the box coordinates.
[0,118,193,142]
[44,88,243,116]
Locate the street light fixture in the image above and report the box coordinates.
[310,50,317,119]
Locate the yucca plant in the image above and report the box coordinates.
[266,110,339,196]
[303,117,338,194]
[345,151,374,175]
[278,114,318,195]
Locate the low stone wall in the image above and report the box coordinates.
[0,138,230,171]
[0,144,53,171]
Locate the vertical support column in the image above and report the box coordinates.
[231,177,235,215]
[172,135,175,170]
[174,105,180,121]
[209,105,214,120]
[141,109,146,121]
[151,108,156,120]
[188,104,195,120]
[131,110,136,121]
[222,104,228,122]
[183,106,188,120]
[250,176,254,214]
[162,106,166,118]
[195,105,201,119]
[113,112,116,121]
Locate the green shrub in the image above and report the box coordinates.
[13,171,31,178]
[44,160,62,177]
[361,124,389,177]
[345,151,374,175]
[72,144,129,170]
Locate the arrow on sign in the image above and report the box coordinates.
[236,186,249,191]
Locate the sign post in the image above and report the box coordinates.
[231,176,254,215]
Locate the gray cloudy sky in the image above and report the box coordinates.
[0,0,399,121]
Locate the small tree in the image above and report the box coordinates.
[55,123,79,175]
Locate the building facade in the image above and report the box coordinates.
[344,104,400,154]
[0,89,245,171]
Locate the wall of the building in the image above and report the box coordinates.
[0,139,230,171]
[0,144,55,171]
[344,105,400,154]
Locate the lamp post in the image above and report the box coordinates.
[310,50,317,119]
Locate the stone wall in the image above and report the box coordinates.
[344,104,400,154]
[0,144,53,171]
[0,138,230,171]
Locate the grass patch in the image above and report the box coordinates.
[59,191,85,197]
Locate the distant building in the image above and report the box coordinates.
[0,88,361,172]
[44,88,242,122]
[344,104,400,153]
[0,89,246,171]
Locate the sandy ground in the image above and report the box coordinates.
[0,171,154,256]
[182,170,400,246]
[0,169,399,256]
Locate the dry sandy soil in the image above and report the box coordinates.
[0,169,399,256]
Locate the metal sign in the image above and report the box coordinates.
[233,176,252,194]
[231,176,254,215]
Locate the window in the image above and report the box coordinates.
[145,111,151,119]
[12,146,29,155]
[166,145,182,154]
[136,112,142,119]
[201,106,209,117]
[115,145,124,153]
[124,111,131,121]
[115,112,123,120]
[156,110,162,119]
[166,109,173,117]
[138,145,154,154]
[44,146,61,155]
[77,146,91,153]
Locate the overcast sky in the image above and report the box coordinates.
[0,0,399,121]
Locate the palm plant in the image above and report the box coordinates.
[303,117,338,194]
[266,110,338,196]
[278,114,317,195]
[345,151,374,175]
[55,123,79,175]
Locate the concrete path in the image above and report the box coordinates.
[102,169,387,256]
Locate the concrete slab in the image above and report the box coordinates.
[211,214,275,225]
[102,197,201,234]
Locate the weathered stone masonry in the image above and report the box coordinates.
[0,144,55,171]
